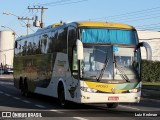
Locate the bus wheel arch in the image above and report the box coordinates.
[57,81,69,108]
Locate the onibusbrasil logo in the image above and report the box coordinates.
[1,112,42,118]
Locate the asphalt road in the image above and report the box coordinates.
[0,75,159,120]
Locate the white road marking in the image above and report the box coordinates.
[0,81,13,85]
[35,104,46,108]
[119,105,141,111]
[5,93,11,96]
[0,91,4,94]
[13,97,21,100]
[73,117,88,120]
[50,109,64,114]
[22,100,31,104]
[48,109,96,112]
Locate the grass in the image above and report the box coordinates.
[142,82,160,85]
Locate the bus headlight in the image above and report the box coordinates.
[80,87,98,93]
[129,88,141,93]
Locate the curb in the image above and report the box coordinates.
[141,98,160,103]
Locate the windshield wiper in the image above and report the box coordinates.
[114,60,130,82]
[96,56,109,82]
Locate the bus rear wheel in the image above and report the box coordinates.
[106,103,119,108]
[21,79,30,97]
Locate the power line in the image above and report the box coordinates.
[92,12,160,24]
[109,12,160,21]
[116,15,160,23]
[41,0,73,6]
[85,6,160,32]
[88,7,160,30]
[89,6,160,21]
[135,23,160,31]
[137,26,160,30]
[136,23,160,27]
[138,28,160,31]
[40,0,88,6]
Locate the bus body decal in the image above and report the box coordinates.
[84,81,139,93]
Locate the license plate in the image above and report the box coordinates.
[108,96,119,101]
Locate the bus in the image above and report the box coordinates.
[13,21,151,108]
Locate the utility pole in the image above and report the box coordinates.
[3,12,34,35]
[18,17,34,35]
[28,6,48,28]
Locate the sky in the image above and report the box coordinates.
[0,0,160,37]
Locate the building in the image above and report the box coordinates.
[0,30,15,69]
[137,30,160,61]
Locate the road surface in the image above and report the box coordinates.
[0,75,159,120]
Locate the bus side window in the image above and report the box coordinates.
[15,41,21,56]
[27,37,33,55]
[22,40,27,56]
[41,34,48,54]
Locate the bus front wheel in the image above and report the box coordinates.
[58,84,69,108]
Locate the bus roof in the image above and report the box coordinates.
[16,21,135,40]
[75,21,135,29]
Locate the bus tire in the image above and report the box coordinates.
[106,103,119,108]
[58,83,69,108]
[21,78,30,97]
[19,77,23,90]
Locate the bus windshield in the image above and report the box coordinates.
[80,45,140,82]
[79,28,140,82]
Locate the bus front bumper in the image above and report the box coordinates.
[80,91,141,103]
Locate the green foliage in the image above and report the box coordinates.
[142,60,160,82]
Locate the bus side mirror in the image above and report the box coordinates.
[15,41,18,48]
[137,42,152,60]
[76,39,84,60]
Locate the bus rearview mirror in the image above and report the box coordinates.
[76,39,84,60]
[137,42,152,60]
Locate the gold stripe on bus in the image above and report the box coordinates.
[77,21,134,29]
[85,81,115,93]
[85,81,128,93]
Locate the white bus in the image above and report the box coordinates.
[14,21,151,108]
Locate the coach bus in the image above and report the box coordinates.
[13,21,151,108]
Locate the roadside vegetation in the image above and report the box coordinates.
[141,60,160,91]
[141,60,160,99]
[141,60,160,82]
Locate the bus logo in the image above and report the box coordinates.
[2,112,12,118]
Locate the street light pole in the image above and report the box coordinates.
[3,12,34,35]
[17,17,34,35]
[3,12,20,18]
